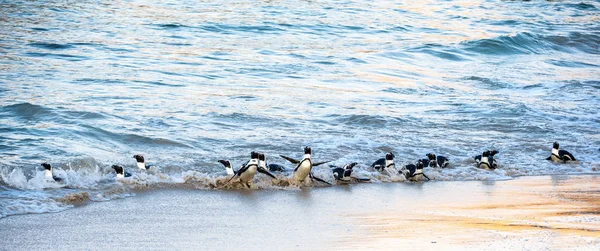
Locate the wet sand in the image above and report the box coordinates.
[1,175,599,250]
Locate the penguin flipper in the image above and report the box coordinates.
[258,167,277,179]
[309,173,332,186]
[312,161,330,167]
[226,165,249,184]
[351,177,371,182]
[53,176,63,182]
[124,172,132,178]
[280,155,300,164]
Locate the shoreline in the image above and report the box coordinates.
[1,174,598,250]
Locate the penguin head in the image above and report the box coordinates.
[218,160,231,168]
[133,154,145,163]
[41,163,52,171]
[553,142,559,149]
[344,162,357,170]
[304,146,311,155]
[490,150,499,156]
[250,151,259,160]
[416,160,424,170]
[385,152,394,160]
[426,153,436,160]
[482,150,490,157]
[112,165,124,175]
[258,153,266,161]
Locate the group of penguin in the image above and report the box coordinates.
[40,142,577,187]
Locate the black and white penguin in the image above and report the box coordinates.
[332,162,356,183]
[112,165,132,179]
[426,153,449,168]
[226,152,260,187]
[218,160,236,176]
[133,154,152,170]
[489,150,499,169]
[475,150,499,169]
[371,152,395,171]
[401,160,430,182]
[41,163,62,182]
[331,162,371,184]
[475,151,493,170]
[267,163,286,172]
[546,142,576,162]
[280,146,331,185]
[257,153,278,179]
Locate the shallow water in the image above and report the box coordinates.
[1,0,599,218]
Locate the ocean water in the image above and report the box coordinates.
[0,0,599,218]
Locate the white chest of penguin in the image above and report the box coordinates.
[239,165,257,182]
[294,159,312,181]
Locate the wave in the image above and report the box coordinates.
[460,32,600,55]
[0,154,598,219]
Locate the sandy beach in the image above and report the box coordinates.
[1,175,598,250]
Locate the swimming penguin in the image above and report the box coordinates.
[546,142,576,162]
[257,153,278,179]
[331,162,371,184]
[489,150,499,169]
[475,150,499,169]
[112,165,132,179]
[425,153,449,168]
[475,151,493,170]
[401,160,430,182]
[371,152,395,171]
[267,162,286,172]
[280,146,332,185]
[133,154,152,170]
[41,163,63,182]
[218,160,236,176]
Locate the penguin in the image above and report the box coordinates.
[475,151,493,170]
[226,152,259,188]
[280,146,331,185]
[267,163,286,172]
[112,165,132,179]
[218,160,236,176]
[371,152,395,171]
[426,153,449,168]
[489,150,499,169]
[401,160,430,182]
[41,163,63,182]
[133,154,152,170]
[257,153,278,179]
[475,150,499,169]
[332,162,356,183]
[546,142,576,162]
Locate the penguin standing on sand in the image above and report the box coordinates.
[41,163,63,182]
[425,153,449,168]
[280,146,331,185]
[226,152,277,188]
[226,152,259,188]
[546,142,576,162]
[112,165,132,179]
[371,152,395,172]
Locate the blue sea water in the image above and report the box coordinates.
[0,0,599,218]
